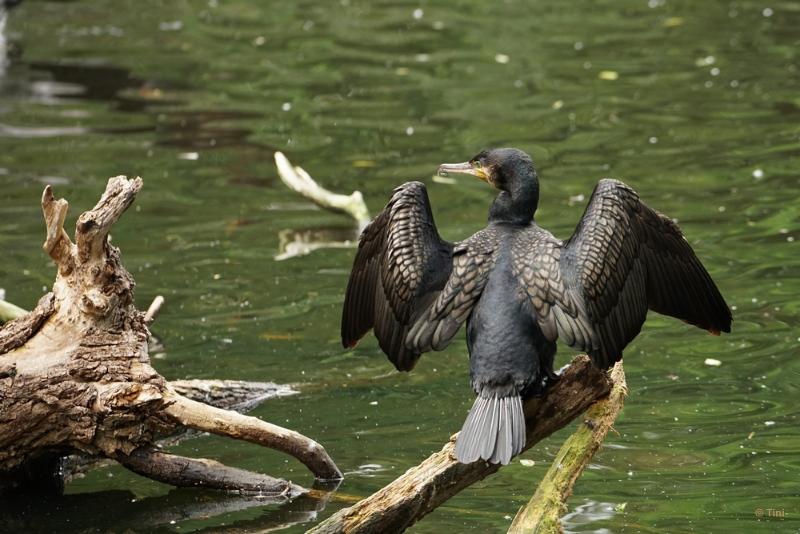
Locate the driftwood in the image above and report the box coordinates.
[0,177,342,495]
[272,152,371,260]
[308,356,613,534]
[274,151,370,230]
[509,362,627,533]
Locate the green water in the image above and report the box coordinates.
[1,0,798,532]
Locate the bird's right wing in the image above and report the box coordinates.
[341,181,454,371]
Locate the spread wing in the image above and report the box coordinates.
[516,179,732,369]
[341,181,454,371]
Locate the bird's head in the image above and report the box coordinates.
[438,148,536,193]
[439,148,539,224]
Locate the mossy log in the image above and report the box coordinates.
[0,177,342,495]
[508,362,627,533]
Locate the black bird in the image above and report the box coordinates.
[341,148,731,465]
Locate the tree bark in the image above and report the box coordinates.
[308,356,611,534]
[0,177,342,494]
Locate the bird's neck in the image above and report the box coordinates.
[488,181,539,225]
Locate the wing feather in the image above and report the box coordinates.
[514,179,731,368]
[341,181,453,371]
[406,228,499,353]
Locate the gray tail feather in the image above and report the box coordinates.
[454,394,525,465]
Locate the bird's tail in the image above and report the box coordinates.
[454,394,525,465]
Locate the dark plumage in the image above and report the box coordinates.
[341,147,732,465]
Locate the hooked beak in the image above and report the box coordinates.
[437,161,491,184]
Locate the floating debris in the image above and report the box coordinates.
[519,459,535,467]
[662,17,684,27]
[704,358,722,367]
[352,159,376,168]
[260,332,295,341]
[179,152,199,161]
[598,70,619,81]
[494,53,510,64]
[695,55,716,67]
[432,174,457,185]
[159,20,183,32]
[568,193,585,206]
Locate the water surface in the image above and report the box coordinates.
[1,0,798,532]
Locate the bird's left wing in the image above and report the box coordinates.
[341,181,454,371]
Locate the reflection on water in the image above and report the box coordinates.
[276,227,357,261]
[562,500,617,534]
[1,0,799,532]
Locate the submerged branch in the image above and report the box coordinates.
[508,362,627,534]
[116,448,306,496]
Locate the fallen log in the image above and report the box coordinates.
[508,362,627,533]
[308,356,612,534]
[0,176,342,495]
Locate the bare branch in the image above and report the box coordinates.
[308,356,611,534]
[508,362,627,533]
[41,185,74,272]
[274,152,370,230]
[75,176,142,263]
[163,391,343,481]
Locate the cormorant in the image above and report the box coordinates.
[341,148,731,465]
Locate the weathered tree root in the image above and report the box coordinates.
[0,177,342,495]
[308,356,612,534]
